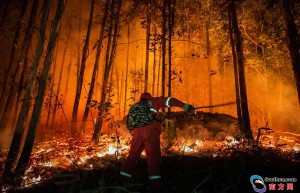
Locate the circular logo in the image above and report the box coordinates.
[250,175,267,193]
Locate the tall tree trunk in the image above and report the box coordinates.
[4,0,40,151]
[17,0,40,101]
[168,0,176,99]
[152,25,157,95]
[51,20,72,129]
[64,30,73,103]
[161,0,167,97]
[229,0,253,139]
[71,0,96,137]
[144,0,151,92]
[282,0,300,105]
[157,46,162,96]
[0,0,28,121]
[228,7,242,136]
[123,13,130,117]
[206,22,213,113]
[80,0,109,133]
[76,0,83,85]
[47,47,58,128]
[14,0,65,183]
[0,0,11,30]
[93,0,122,144]
[0,0,52,183]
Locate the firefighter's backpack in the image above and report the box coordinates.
[126,99,153,131]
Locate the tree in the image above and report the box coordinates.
[281,0,300,105]
[92,0,123,144]
[161,0,167,97]
[0,0,40,133]
[1,0,52,183]
[71,0,96,136]
[80,0,110,133]
[228,0,253,139]
[0,0,28,122]
[51,19,72,129]
[14,0,66,183]
[168,0,176,100]
[144,0,151,92]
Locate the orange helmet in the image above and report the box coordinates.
[140,92,152,100]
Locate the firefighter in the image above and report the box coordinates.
[120,92,195,192]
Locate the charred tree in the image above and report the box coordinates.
[123,12,130,117]
[14,0,65,182]
[206,21,213,113]
[281,0,300,105]
[228,0,253,139]
[0,0,11,30]
[71,0,96,137]
[0,0,28,122]
[51,20,72,129]
[152,25,157,95]
[47,47,59,128]
[161,0,167,97]
[0,0,52,183]
[168,0,176,99]
[144,0,151,92]
[228,6,242,137]
[92,0,122,144]
[63,25,73,103]
[0,0,40,136]
[7,0,41,135]
[80,0,110,133]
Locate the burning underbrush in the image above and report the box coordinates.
[1,112,300,192]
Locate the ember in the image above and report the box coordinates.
[1,126,299,192]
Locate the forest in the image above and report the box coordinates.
[0,0,300,192]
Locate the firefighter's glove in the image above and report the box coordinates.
[183,104,195,113]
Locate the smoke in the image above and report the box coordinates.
[246,69,300,134]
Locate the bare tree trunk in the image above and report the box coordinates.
[76,0,82,85]
[282,0,300,105]
[80,0,109,133]
[228,7,242,134]
[1,0,52,183]
[47,47,59,128]
[168,0,176,100]
[0,0,28,121]
[152,25,157,95]
[14,0,65,183]
[5,0,40,151]
[71,0,96,137]
[144,0,151,92]
[51,20,72,129]
[123,13,130,117]
[157,47,162,96]
[228,0,253,139]
[0,0,11,30]
[206,22,213,113]
[93,0,122,144]
[64,31,73,103]
[161,0,167,97]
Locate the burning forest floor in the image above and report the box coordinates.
[1,112,300,193]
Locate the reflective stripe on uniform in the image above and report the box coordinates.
[165,97,171,108]
[149,175,161,180]
[150,108,157,113]
[120,171,132,178]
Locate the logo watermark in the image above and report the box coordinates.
[250,175,297,192]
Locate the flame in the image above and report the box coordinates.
[1,130,298,190]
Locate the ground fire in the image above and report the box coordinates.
[1,111,300,192]
[1,0,300,192]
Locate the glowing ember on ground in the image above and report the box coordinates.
[1,130,299,190]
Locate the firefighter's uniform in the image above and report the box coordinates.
[120,93,193,191]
